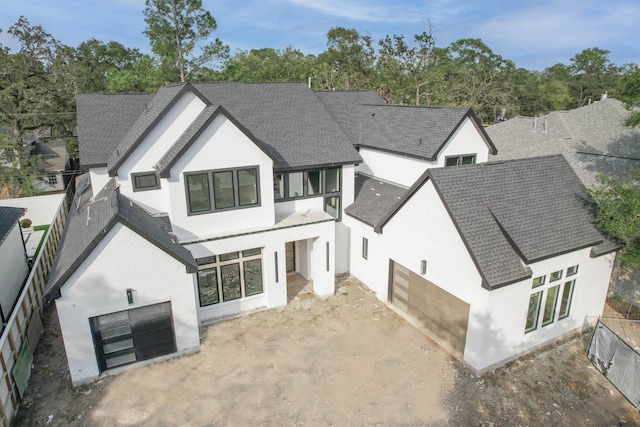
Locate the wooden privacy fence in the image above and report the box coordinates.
[0,192,70,426]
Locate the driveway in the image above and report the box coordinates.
[16,276,640,426]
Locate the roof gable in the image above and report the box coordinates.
[378,155,611,289]
[155,104,277,178]
[45,175,197,300]
[106,83,210,176]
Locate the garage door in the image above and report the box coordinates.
[389,260,470,356]
[90,302,176,373]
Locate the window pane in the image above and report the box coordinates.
[134,173,158,189]
[219,252,239,261]
[288,172,304,198]
[197,268,219,306]
[445,157,460,166]
[238,168,258,206]
[273,173,284,200]
[559,280,575,319]
[532,276,545,288]
[307,170,323,195]
[462,156,475,165]
[325,196,340,219]
[326,168,340,193]
[542,285,559,326]
[213,171,235,209]
[566,265,578,276]
[187,173,211,213]
[243,259,263,297]
[550,270,562,282]
[220,264,241,301]
[242,248,261,257]
[525,291,542,332]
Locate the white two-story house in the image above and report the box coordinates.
[47,82,618,384]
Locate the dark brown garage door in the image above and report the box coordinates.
[389,260,470,356]
[90,301,176,373]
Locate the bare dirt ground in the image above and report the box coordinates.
[15,276,640,426]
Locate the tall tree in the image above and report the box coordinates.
[143,0,229,82]
[570,47,619,107]
[619,66,640,128]
[313,27,375,90]
[221,47,315,83]
[377,27,442,105]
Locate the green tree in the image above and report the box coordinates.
[313,27,375,90]
[143,0,229,82]
[0,134,44,198]
[221,47,315,82]
[570,47,619,107]
[589,171,640,266]
[377,27,443,105]
[106,54,164,92]
[619,66,640,127]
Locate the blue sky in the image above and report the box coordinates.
[1,0,638,71]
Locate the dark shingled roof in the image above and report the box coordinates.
[316,91,496,160]
[76,92,154,168]
[45,174,197,300]
[377,155,613,290]
[345,174,407,227]
[487,98,640,186]
[0,206,25,246]
[77,82,362,173]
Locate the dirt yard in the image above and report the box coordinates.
[15,276,640,426]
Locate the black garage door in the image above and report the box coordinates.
[389,260,470,356]
[90,302,176,373]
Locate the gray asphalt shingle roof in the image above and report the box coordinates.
[316,91,496,159]
[487,98,640,186]
[378,155,615,290]
[45,175,197,300]
[77,92,154,168]
[0,206,25,246]
[77,82,362,173]
[345,174,407,227]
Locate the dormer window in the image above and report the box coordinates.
[186,166,260,215]
[132,172,161,191]
[445,155,476,167]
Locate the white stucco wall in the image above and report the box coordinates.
[55,223,200,385]
[89,167,110,197]
[356,118,492,187]
[186,216,335,323]
[0,224,28,318]
[164,114,275,240]
[117,91,207,212]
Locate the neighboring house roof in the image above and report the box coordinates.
[376,155,618,290]
[345,174,407,228]
[316,91,496,160]
[30,141,70,172]
[487,98,640,186]
[77,82,362,173]
[45,174,197,300]
[76,92,155,168]
[0,206,25,246]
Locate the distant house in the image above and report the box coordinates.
[47,82,618,385]
[486,97,640,186]
[0,206,28,324]
[30,140,71,193]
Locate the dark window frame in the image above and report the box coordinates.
[185,166,261,216]
[132,172,161,192]
[445,154,476,167]
[196,248,264,307]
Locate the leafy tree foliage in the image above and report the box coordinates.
[0,133,44,198]
[569,48,619,107]
[143,0,229,82]
[221,47,315,83]
[619,66,640,128]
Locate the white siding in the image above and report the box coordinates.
[435,118,490,167]
[0,224,28,317]
[89,167,110,197]
[55,223,200,386]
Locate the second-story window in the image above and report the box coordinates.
[273,167,342,220]
[445,155,476,166]
[186,166,260,215]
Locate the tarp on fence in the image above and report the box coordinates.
[587,320,640,409]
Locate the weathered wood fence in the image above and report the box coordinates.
[0,192,70,426]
